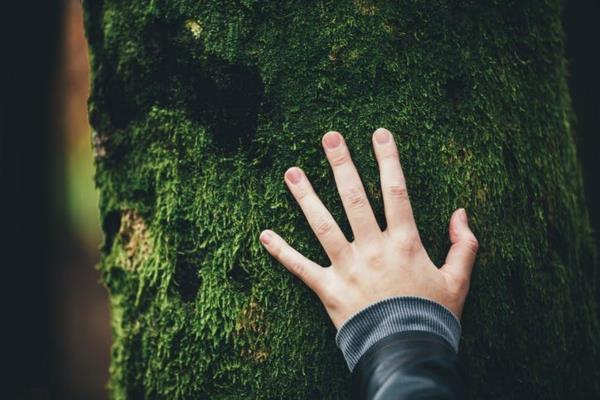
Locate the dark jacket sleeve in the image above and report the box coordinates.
[350,330,464,399]
[335,296,465,399]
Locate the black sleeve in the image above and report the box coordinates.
[350,330,465,400]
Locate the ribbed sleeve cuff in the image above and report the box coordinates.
[334,296,462,372]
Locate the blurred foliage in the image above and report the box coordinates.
[66,128,102,249]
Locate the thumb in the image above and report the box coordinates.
[441,208,479,283]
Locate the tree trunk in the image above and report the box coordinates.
[83,1,599,398]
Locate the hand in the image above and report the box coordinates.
[259,128,479,329]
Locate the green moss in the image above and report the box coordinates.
[83,0,599,398]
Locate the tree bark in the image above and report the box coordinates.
[83,1,599,398]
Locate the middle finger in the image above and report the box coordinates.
[322,131,382,244]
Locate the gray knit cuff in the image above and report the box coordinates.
[334,296,462,372]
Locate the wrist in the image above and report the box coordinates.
[334,295,462,372]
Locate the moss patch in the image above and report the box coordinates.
[83,0,599,398]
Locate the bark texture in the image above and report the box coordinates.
[83,1,599,398]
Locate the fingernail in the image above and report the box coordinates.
[285,167,303,184]
[323,132,342,149]
[259,230,272,245]
[374,128,390,144]
[460,208,468,223]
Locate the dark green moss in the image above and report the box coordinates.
[83,0,599,398]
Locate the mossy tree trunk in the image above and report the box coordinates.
[83,1,599,398]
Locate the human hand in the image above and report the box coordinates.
[259,128,479,330]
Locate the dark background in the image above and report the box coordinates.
[2,1,108,399]
[0,1,597,398]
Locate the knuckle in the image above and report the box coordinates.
[330,151,350,167]
[450,274,470,297]
[392,229,421,252]
[272,242,284,259]
[363,249,384,267]
[388,185,408,200]
[381,148,399,161]
[347,270,359,285]
[449,223,460,238]
[464,235,479,253]
[294,185,311,201]
[315,270,337,308]
[343,187,368,209]
[314,215,335,236]
[320,288,340,310]
[328,242,348,260]
[289,259,306,278]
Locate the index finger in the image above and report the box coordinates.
[284,167,350,264]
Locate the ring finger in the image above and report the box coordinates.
[322,131,382,244]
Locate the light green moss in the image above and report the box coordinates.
[83,0,599,398]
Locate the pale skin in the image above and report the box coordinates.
[258,128,479,330]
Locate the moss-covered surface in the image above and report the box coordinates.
[83,0,600,398]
